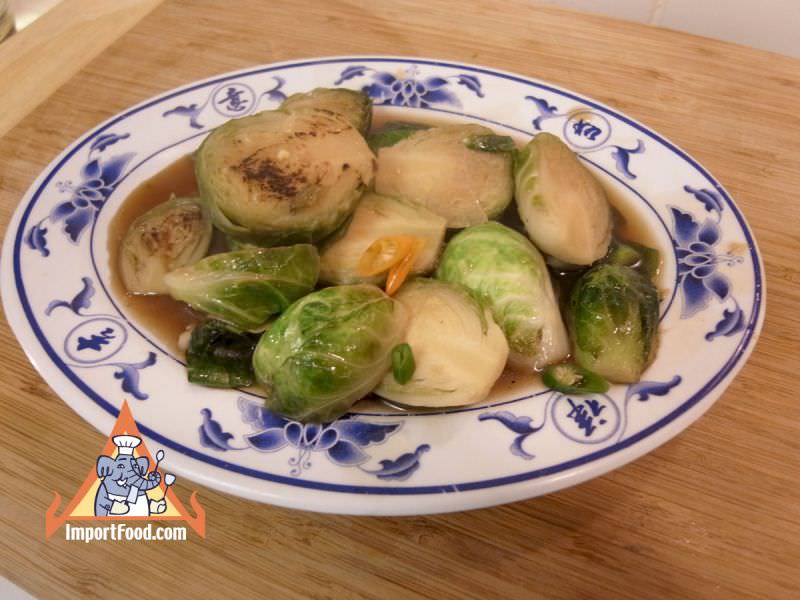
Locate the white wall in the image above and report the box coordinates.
[7,1,800,57]
[535,0,800,58]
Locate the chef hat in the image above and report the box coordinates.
[113,435,142,456]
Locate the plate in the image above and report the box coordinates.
[1,57,765,515]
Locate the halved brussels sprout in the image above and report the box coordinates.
[569,264,659,383]
[514,132,612,265]
[195,109,374,247]
[375,279,508,407]
[119,195,212,295]
[252,284,408,422]
[280,87,372,135]
[163,244,319,331]
[436,222,569,371]
[375,124,513,228]
[318,192,447,285]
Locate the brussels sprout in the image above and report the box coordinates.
[280,87,372,135]
[318,192,447,285]
[253,284,408,422]
[119,195,212,295]
[514,132,612,265]
[186,320,260,388]
[436,222,569,371]
[195,108,374,247]
[163,244,319,331]
[375,279,508,407]
[375,124,513,228]
[569,264,660,383]
[367,121,430,152]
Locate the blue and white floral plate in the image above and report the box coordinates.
[1,57,765,514]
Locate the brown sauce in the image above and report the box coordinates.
[108,155,202,355]
[488,369,543,399]
[107,117,663,408]
[609,187,662,266]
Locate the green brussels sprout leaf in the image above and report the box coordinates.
[164,244,320,331]
[186,320,260,388]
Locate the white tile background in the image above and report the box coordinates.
[536,0,800,57]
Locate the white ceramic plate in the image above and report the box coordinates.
[1,57,765,514]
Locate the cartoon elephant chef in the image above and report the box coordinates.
[94,435,166,517]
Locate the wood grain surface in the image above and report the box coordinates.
[1,1,799,598]
[0,0,162,137]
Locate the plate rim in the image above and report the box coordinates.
[0,55,767,513]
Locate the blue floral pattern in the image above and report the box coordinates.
[45,277,95,316]
[198,408,245,451]
[109,353,158,400]
[705,303,746,341]
[199,398,430,480]
[360,445,431,481]
[477,411,543,459]
[609,140,645,180]
[616,376,682,441]
[481,376,682,457]
[25,221,50,257]
[525,95,645,179]
[335,65,483,108]
[25,133,133,255]
[671,186,746,337]
[162,77,286,129]
[526,95,563,130]
[47,278,156,399]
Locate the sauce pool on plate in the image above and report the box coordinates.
[107,155,201,354]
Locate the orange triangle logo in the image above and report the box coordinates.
[45,400,206,538]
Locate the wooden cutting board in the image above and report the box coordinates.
[1,1,799,598]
